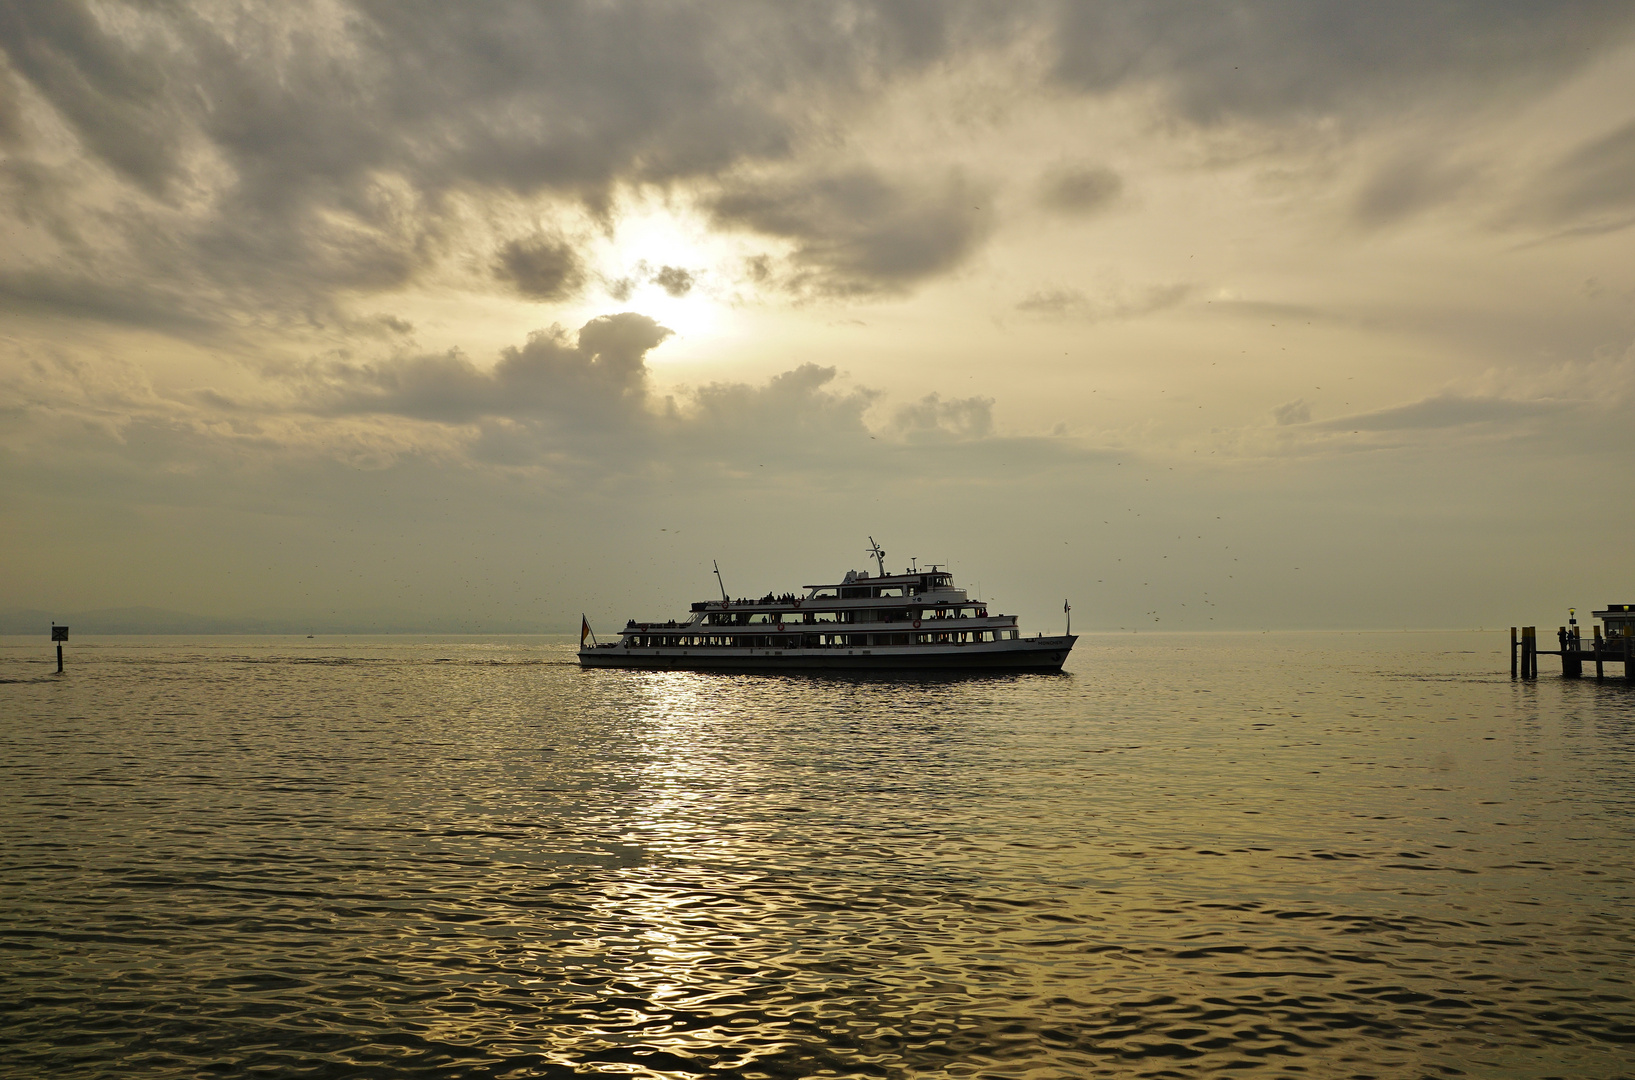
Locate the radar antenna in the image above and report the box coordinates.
[866,536,886,577]
[713,559,729,602]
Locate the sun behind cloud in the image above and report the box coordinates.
[573,199,765,344]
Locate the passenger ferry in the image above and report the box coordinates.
[578,541,1075,672]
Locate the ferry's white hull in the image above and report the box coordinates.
[578,635,1076,672]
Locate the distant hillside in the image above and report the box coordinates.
[0,607,560,635]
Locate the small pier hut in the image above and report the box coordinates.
[1514,603,1635,679]
[1595,603,1635,640]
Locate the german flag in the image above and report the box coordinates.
[581,614,591,646]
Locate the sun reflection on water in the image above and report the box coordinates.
[3,636,1634,1077]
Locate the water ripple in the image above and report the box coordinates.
[1,632,1632,1077]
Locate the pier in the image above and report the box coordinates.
[1512,604,1634,680]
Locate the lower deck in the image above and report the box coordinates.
[578,635,1076,672]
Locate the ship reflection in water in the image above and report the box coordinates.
[1,632,1633,1077]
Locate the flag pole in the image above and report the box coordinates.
[1064,599,1071,636]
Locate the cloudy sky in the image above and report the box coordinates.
[3,1,1634,633]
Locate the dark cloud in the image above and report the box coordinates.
[1052,3,1635,128]
[494,237,583,301]
[321,312,667,425]
[1038,165,1122,215]
[1510,118,1635,232]
[0,52,27,146]
[652,265,695,297]
[3,1,1627,338]
[291,312,892,472]
[710,168,992,295]
[0,2,179,192]
[1352,154,1481,229]
[0,270,217,335]
[682,363,879,452]
[0,1,986,330]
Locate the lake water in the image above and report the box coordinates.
[2,633,1632,1078]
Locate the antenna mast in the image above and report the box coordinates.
[867,536,886,577]
[713,560,729,601]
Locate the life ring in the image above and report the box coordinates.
[912,619,921,629]
[777,623,787,632]
[793,598,802,608]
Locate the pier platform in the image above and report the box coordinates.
[1512,604,1634,680]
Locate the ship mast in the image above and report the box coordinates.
[867,536,886,577]
[713,559,729,602]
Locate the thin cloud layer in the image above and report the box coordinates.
[1351,154,1482,230]
[1038,165,1123,216]
[1509,118,1635,233]
[1016,282,1192,322]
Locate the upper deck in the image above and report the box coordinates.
[685,568,968,617]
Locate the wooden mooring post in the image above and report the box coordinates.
[1516,626,1537,679]
[1510,627,1517,679]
